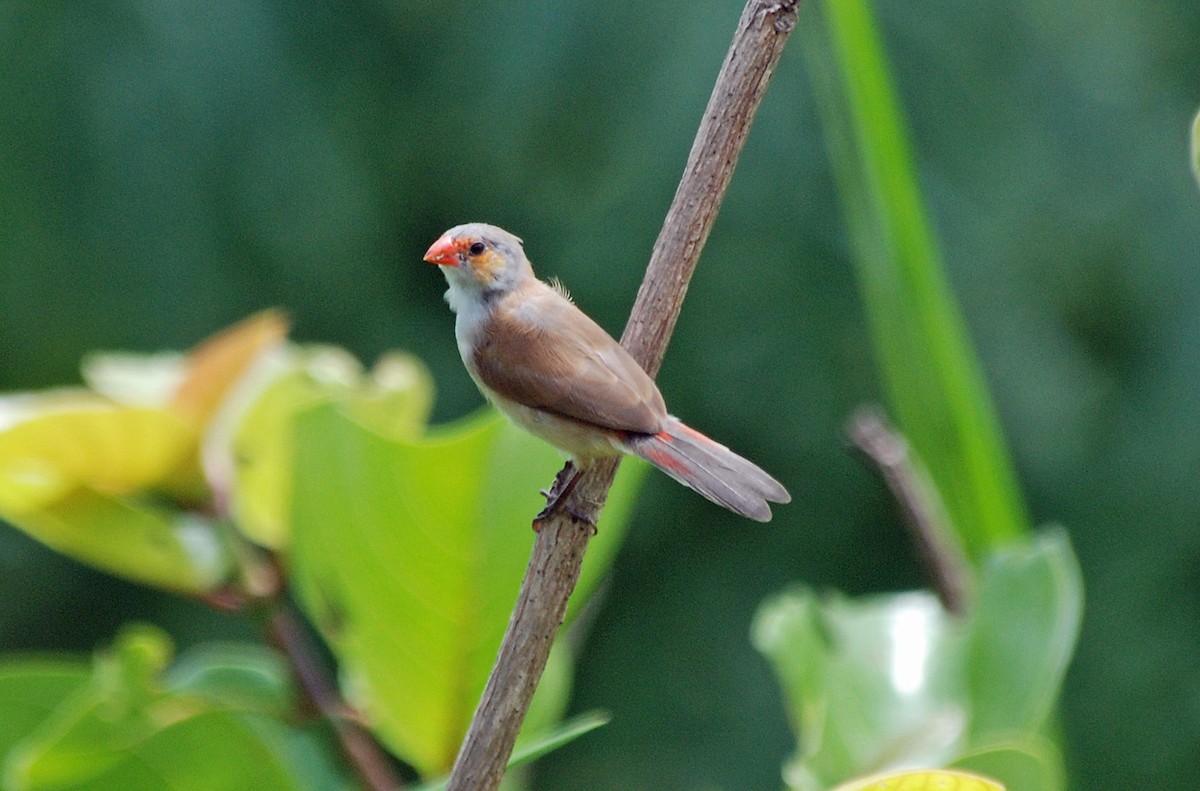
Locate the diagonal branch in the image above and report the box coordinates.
[444,3,799,789]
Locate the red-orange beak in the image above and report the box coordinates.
[423,234,461,267]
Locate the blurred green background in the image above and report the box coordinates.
[1,1,1198,789]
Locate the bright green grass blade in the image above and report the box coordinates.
[802,0,1029,556]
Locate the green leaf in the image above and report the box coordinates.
[755,534,1081,791]
[1191,107,1200,189]
[288,403,643,776]
[9,712,304,791]
[219,347,434,549]
[803,0,1029,556]
[952,740,1064,791]
[0,489,228,594]
[965,530,1083,739]
[411,711,611,791]
[1,627,319,791]
[165,643,294,715]
[752,589,967,790]
[0,661,90,760]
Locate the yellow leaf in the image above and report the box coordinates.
[0,400,194,513]
[832,769,1006,791]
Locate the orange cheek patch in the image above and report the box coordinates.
[470,250,502,284]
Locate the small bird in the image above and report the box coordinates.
[424,223,790,523]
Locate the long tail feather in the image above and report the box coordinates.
[618,418,790,522]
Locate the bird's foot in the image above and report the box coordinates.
[539,462,577,502]
[532,462,597,534]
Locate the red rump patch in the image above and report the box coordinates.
[641,436,690,476]
[674,423,712,444]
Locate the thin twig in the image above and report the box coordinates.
[444,3,800,789]
[847,406,970,614]
[269,603,406,791]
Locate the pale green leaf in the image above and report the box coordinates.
[1191,107,1200,189]
[2,627,316,791]
[288,403,642,776]
[965,530,1083,739]
[756,535,1081,791]
[753,589,967,790]
[952,740,1065,791]
[220,347,434,549]
[0,489,228,594]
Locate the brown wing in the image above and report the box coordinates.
[471,282,667,434]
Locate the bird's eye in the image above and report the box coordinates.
[468,241,486,256]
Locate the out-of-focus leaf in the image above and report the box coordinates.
[0,661,90,760]
[9,712,303,791]
[411,710,611,791]
[965,530,1083,739]
[1,488,227,594]
[169,310,290,428]
[82,353,186,408]
[952,741,1063,791]
[218,348,433,549]
[830,768,1004,791]
[755,533,1080,791]
[2,626,316,791]
[803,0,1029,557]
[753,589,966,791]
[0,401,193,514]
[165,643,293,715]
[288,403,643,776]
[1191,107,1200,188]
[4,624,181,789]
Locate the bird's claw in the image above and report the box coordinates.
[532,462,596,534]
[532,505,597,534]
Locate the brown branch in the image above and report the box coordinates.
[443,3,800,790]
[269,603,407,791]
[847,406,970,615]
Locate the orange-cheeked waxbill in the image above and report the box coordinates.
[424,223,790,522]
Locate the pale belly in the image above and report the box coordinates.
[479,382,621,462]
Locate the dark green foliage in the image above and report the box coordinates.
[1,1,1198,789]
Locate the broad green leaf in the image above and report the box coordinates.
[411,711,611,791]
[4,625,181,789]
[965,530,1083,739]
[289,403,642,776]
[831,768,1004,791]
[165,643,294,715]
[1191,107,1200,189]
[7,712,304,791]
[754,589,967,791]
[755,535,1081,791]
[0,661,90,761]
[952,741,1063,791]
[219,348,433,549]
[803,0,1029,556]
[1,488,227,594]
[2,627,316,791]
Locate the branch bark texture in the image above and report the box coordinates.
[444,4,799,789]
[848,407,970,615]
